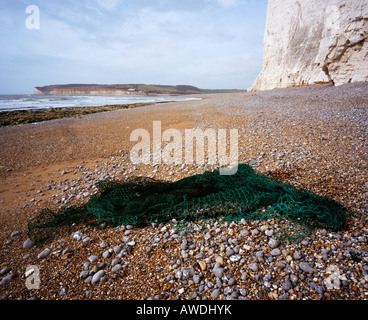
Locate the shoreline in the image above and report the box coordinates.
[0,102,158,127]
[0,84,367,300]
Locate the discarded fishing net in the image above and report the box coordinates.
[28,164,348,244]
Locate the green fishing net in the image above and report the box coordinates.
[27,164,348,244]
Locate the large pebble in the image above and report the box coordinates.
[271,248,281,256]
[212,264,224,278]
[249,263,259,272]
[210,289,220,299]
[37,248,51,259]
[112,264,122,272]
[255,251,264,262]
[88,255,98,263]
[229,255,241,263]
[268,238,280,249]
[0,274,13,286]
[299,262,316,273]
[193,274,201,284]
[0,267,11,276]
[102,250,111,259]
[23,238,35,249]
[91,270,105,284]
[198,261,206,271]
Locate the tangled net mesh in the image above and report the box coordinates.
[28,164,348,244]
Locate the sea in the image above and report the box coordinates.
[0,94,201,113]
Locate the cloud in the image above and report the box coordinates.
[0,0,268,93]
[217,0,238,7]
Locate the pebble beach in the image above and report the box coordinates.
[0,82,367,300]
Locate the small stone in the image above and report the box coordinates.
[255,251,264,262]
[198,261,207,271]
[83,237,92,243]
[112,264,122,272]
[37,248,51,259]
[290,274,298,285]
[299,262,316,273]
[72,231,82,241]
[271,248,281,256]
[282,279,292,291]
[175,270,182,280]
[88,255,98,263]
[181,250,188,259]
[215,256,224,265]
[193,274,201,284]
[111,259,120,267]
[224,287,232,295]
[0,274,14,286]
[309,283,324,298]
[11,231,21,237]
[228,278,236,286]
[59,288,66,296]
[0,267,11,276]
[23,238,35,249]
[113,245,121,253]
[268,238,280,248]
[122,236,130,243]
[265,230,273,237]
[213,265,224,278]
[293,251,302,260]
[188,292,197,299]
[240,230,249,237]
[249,263,259,272]
[102,250,111,259]
[204,232,212,240]
[100,241,108,248]
[229,255,241,263]
[127,241,135,247]
[91,270,105,284]
[239,288,247,296]
[211,289,220,299]
[182,268,194,280]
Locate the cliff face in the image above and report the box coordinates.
[250,0,368,91]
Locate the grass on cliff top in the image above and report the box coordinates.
[0,103,156,127]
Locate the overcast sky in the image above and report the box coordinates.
[0,0,268,94]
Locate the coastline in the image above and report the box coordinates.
[0,84,367,300]
[0,102,156,127]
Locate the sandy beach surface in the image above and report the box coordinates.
[0,83,367,300]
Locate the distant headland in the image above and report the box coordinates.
[34,84,241,96]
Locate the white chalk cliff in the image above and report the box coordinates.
[249,0,368,91]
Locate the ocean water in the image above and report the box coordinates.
[0,94,201,112]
